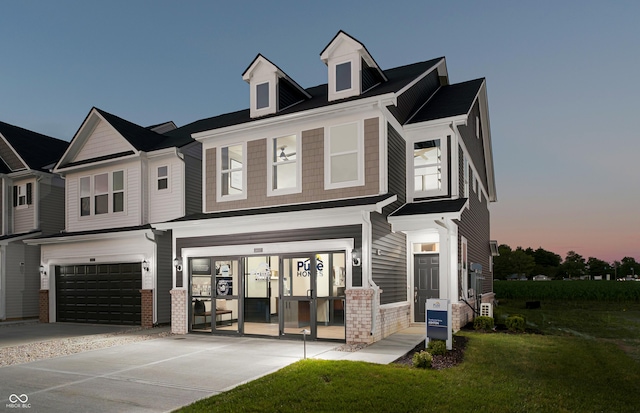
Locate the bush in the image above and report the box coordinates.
[506,315,526,333]
[427,340,447,356]
[474,316,495,331]
[412,350,433,369]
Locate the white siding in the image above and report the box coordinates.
[149,157,185,223]
[75,120,133,162]
[66,160,142,232]
[13,178,35,234]
[42,236,154,264]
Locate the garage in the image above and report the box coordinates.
[55,263,142,325]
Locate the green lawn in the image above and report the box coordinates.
[177,301,640,413]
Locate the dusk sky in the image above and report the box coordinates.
[1,1,638,263]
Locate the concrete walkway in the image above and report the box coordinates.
[0,324,425,412]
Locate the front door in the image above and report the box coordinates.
[414,254,439,322]
[281,255,316,339]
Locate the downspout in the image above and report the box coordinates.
[144,231,158,326]
[362,210,379,337]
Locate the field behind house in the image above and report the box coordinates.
[177,281,640,413]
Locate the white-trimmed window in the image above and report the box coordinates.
[325,121,363,189]
[79,171,125,217]
[460,236,468,299]
[13,183,32,208]
[413,138,447,196]
[463,155,470,198]
[269,134,300,195]
[256,82,270,110]
[218,143,245,199]
[157,166,169,191]
[335,61,352,92]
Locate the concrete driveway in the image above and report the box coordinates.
[0,332,338,412]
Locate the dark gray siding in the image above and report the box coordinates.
[278,79,304,110]
[384,123,406,215]
[457,145,492,294]
[361,58,383,92]
[39,175,65,235]
[176,225,363,286]
[457,101,488,190]
[371,212,407,304]
[387,69,440,124]
[184,144,202,216]
[156,229,172,324]
[5,242,40,319]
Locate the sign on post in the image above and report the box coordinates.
[426,298,452,350]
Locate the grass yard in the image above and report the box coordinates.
[177,300,640,413]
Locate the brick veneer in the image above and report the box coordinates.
[170,289,188,334]
[452,292,496,331]
[345,289,375,344]
[374,304,411,342]
[140,289,153,328]
[39,290,49,323]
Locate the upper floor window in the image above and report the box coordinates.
[219,144,245,200]
[269,134,300,195]
[414,140,442,193]
[326,122,363,189]
[80,171,125,217]
[256,82,270,110]
[463,155,470,199]
[157,166,169,190]
[13,183,32,208]
[335,62,352,92]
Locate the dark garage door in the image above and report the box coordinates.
[55,263,142,325]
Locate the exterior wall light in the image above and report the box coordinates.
[142,260,150,272]
[39,265,47,276]
[351,249,361,267]
[173,257,183,272]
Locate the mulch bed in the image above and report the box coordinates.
[393,335,468,369]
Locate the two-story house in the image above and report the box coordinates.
[0,121,68,321]
[26,108,201,327]
[156,31,498,344]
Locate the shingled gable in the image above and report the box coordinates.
[0,120,68,172]
[55,108,193,171]
[242,54,311,118]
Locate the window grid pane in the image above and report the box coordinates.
[336,62,351,91]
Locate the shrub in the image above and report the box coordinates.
[506,315,526,333]
[412,350,433,369]
[474,316,495,331]
[427,340,447,356]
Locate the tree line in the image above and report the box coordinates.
[493,245,640,280]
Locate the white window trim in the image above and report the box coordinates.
[216,142,247,202]
[250,75,277,118]
[324,120,365,190]
[267,133,302,197]
[328,56,360,101]
[410,136,448,198]
[460,236,469,300]
[78,170,126,218]
[16,184,29,209]
[156,165,171,192]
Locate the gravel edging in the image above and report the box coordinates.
[0,328,172,367]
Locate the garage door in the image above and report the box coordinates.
[55,263,142,325]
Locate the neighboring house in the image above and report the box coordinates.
[26,108,201,327]
[156,31,498,343]
[0,121,68,321]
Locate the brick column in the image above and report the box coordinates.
[345,288,375,345]
[39,290,49,323]
[170,289,188,335]
[140,289,153,328]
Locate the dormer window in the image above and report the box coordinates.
[321,31,387,102]
[335,62,352,91]
[256,82,270,109]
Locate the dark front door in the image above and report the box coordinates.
[414,254,439,322]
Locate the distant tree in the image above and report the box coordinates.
[560,251,586,279]
[586,257,611,278]
[492,244,513,280]
[511,248,535,278]
[619,257,640,278]
[531,247,562,279]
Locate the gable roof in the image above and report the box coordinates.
[407,78,484,124]
[56,108,194,170]
[242,54,311,100]
[0,120,68,172]
[165,58,443,138]
[320,30,387,82]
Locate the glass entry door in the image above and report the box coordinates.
[281,256,316,338]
